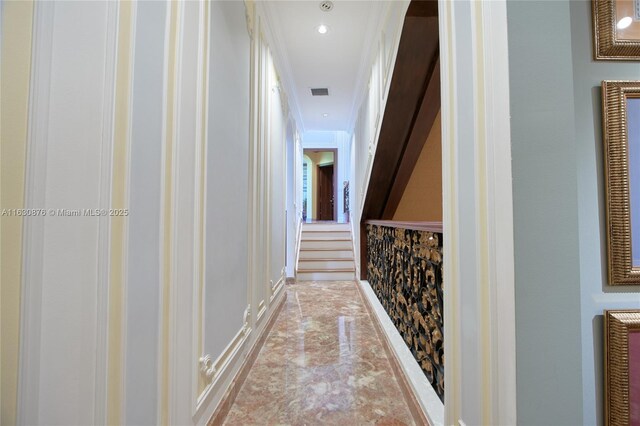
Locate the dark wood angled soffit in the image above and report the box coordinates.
[361,2,440,222]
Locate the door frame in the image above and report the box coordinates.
[303,147,338,221]
[317,162,334,221]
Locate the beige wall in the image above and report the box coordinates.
[1,2,34,425]
[393,111,442,222]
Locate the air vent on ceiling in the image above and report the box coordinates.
[319,1,334,12]
[311,88,329,96]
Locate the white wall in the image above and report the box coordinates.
[125,2,166,422]
[204,0,250,366]
[438,1,519,424]
[15,1,297,424]
[506,2,583,423]
[569,1,640,421]
[267,51,287,303]
[18,2,118,423]
[439,0,640,424]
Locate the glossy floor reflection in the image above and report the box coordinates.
[223,281,415,426]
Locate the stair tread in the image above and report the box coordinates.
[299,258,354,262]
[301,237,352,241]
[302,230,350,233]
[300,248,352,251]
[297,268,355,273]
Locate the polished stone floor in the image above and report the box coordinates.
[223,280,415,425]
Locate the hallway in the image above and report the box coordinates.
[4,0,617,424]
[222,281,415,425]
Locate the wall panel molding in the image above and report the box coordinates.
[196,323,250,411]
[158,0,179,423]
[1,1,34,423]
[18,2,120,423]
[17,4,54,423]
[193,0,210,416]
[439,0,516,424]
[94,2,120,423]
[107,1,136,423]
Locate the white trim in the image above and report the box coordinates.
[247,9,262,330]
[245,0,257,330]
[157,0,180,421]
[470,1,495,421]
[192,0,210,417]
[270,270,285,303]
[440,0,516,424]
[257,1,305,132]
[196,289,285,426]
[94,2,120,423]
[293,215,303,277]
[168,1,205,423]
[439,0,461,424]
[195,324,250,413]
[476,1,516,423]
[265,46,273,309]
[17,3,55,424]
[120,2,138,419]
[169,5,185,414]
[358,281,444,426]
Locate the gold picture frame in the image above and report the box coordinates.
[604,310,640,425]
[602,81,640,285]
[593,0,640,60]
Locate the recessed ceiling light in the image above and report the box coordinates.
[317,24,328,34]
[322,113,329,117]
[618,16,633,29]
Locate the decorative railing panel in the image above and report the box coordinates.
[366,222,444,401]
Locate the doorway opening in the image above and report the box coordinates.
[302,148,338,222]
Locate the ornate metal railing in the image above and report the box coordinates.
[365,220,444,401]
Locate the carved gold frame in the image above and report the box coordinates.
[604,310,640,425]
[593,0,640,60]
[602,81,640,285]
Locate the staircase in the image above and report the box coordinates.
[296,223,356,281]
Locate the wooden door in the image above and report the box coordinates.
[317,164,334,221]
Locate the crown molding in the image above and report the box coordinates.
[256,1,306,134]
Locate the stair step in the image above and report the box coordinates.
[302,223,351,232]
[297,270,356,281]
[301,234,351,241]
[299,249,353,259]
[298,259,354,269]
[300,239,352,250]
[301,231,351,239]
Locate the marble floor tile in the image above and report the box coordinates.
[223,281,415,426]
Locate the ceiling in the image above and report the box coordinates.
[264,1,389,133]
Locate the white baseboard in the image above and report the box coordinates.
[205,288,287,425]
[358,280,444,426]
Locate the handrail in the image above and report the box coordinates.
[365,220,442,233]
[349,211,360,279]
[293,212,304,277]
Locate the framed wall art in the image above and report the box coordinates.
[604,310,640,425]
[593,0,640,60]
[602,81,640,285]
